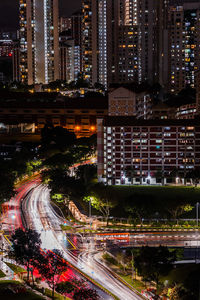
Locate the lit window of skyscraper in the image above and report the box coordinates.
[19,0,59,85]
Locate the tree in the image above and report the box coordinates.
[169,284,195,300]
[43,153,75,169]
[181,267,200,300]
[75,73,90,88]
[124,194,155,224]
[36,249,68,299]
[74,164,97,186]
[94,82,105,91]
[130,248,140,281]
[55,281,75,294]
[55,278,89,296]
[73,288,99,300]
[41,168,85,202]
[29,250,44,286]
[74,135,97,162]
[84,184,117,226]
[125,167,137,185]
[187,168,200,187]
[0,159,16,203]
[166,201,193,219]
[134,246,176,289]
[10,228,41,281]
[116,251,126,273]
[155,169,164,185]
[41,124,76,151]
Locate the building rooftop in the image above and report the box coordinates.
[103,116,200,127]
[109,82,153,94]
[0,92,108,109]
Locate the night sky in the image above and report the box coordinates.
[0,0,81,31]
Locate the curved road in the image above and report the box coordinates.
[22,183,142,300]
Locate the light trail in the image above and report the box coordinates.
[21,183,142,300]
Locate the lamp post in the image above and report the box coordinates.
[131,250,134,282]
[89,197,92,229]
[196,202,199,227]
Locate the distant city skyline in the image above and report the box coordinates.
[0,0,81,30]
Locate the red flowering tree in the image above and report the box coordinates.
[35,249,68,299]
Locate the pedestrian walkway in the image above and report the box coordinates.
[0,259,15,280]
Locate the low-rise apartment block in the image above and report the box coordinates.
[97,117,200,185]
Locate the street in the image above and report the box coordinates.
[13,181,142,300]
[2,179,200,299]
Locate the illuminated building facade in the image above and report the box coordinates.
[59,17,72,33]
[117,0,139,83]
[82,0,93,83]
[19,0,59,85]
[60,41,75,83]
[0,96,107,138]
[97,117,200,185]
[13,42,21,82]
[169,2,200,93]
[71,11,82,79]
[82,0,169,88]
[82,0,117,88]
[0,40,13,57]
[176,103,196,119]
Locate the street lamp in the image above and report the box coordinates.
[196,202,199,227]
[131,250,134,282]
[89,197,93,229]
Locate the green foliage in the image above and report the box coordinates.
[55,281,74,294]
[73,287,99,300]
[124,194,155,222]
[102,253,118,266]
[43,153,75,169]
[74,134,97,162]
[41,125,76,152]
[0,281,45,299]
[35,250,68,299]
[0,269,5,278]
[41,168,85,201]
[134,246,176,287]
[5,262,26,274]
[10,228,41,281]
[52,194,64,203]
[169,284,192,300]
[108,186,200,219]
[84,184,117,224]
[0,159,16,203]
[74,164,97,186]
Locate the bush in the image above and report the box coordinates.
[73,288,99,300]
[55,281,74,294]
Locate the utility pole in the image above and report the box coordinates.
[89,198,92,229]
[197,202,199,227]
[131,250,134,282]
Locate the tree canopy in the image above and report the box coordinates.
[10,228,41,281]
[134,246,176,287]
[35,249,68,299]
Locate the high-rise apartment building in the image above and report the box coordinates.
[82,0,170,89]
[13,42,21,82]
[168,2,200,93]
[82,0,118,89]
[19,0,59,85]
[71,11,83,77]
[82,0,93,83]
[59,17,72,33]
[60,40,75,83]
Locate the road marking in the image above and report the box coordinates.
[67,238,76,250]
[4,235,11,245]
